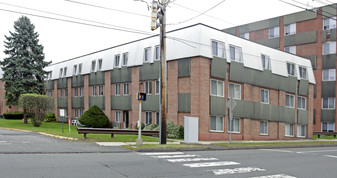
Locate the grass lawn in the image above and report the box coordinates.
[0,118,160,142]
[312,135,337,139]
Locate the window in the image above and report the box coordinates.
[260,121,268,135]
[285,123,294,137]
[115,83,121,95]
[240,33,249,40]
[261,54,271,70]
[228,118,240,133]
[59,68,63,78]
[123,83,129,95]
[284,23,296,35]
[144,47,151,62]
[210,116,224,132]
[79,87,83,96]
[322,69,336,81]
[261,89,269,104]
[323,42,336,55]
[145,81,152,94]
[60,89,63,97]
[155,80,160,94]
[114,55,120,67]
[298,96,306,110]
[73,65,77,75]
[297,125,306,137]
[228,83,241,99]
[78,63,82,74]
[122,53,128,66]
[74,109,78,118]
[92,86,96,96]
[156,112,160,125]
[98,85,103,96]
[322,122,335,132]
[155,46,160,60]
[91,60,96,72]
[287,63,296,76]
[285,46,296,54]
[322,97,335,109]
[299,66,307,79]
[115,111,121,123]
[212,40,225,58]
[79,109,84,117]
[269,26,280,38]
[229,45,243,62]
[323,17,336,30]
[98,59,103,71]
[286,94,295,108]
[49,71,53,80]
[145,111,152,124]
[64,88,68,97]
[63,67,67,77]
[210,80,224,97]
[74,88,78,97]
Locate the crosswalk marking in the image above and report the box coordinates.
[139,152,184,156]
[324,154,337,159]
[167,157,218,162]
[210,167,265,175]
[251,174,297,178]
[152,154,198,159]
[183,161,240,168]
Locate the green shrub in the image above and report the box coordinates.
[167,120,181,138]
[178,125,184,139]
[3,111,24,120]
[144,124,158,130]
[79,105,109,128]
[45,113,56,122]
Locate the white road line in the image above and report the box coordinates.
[324,154,337,159]
[296,150,337,154]
[260,149,295,153]
[251,174,297,178]
[152,154,198,159]
[0,141,7,143]
[167,157,218,162]
[139,152,184,156]
[210,167,265,175]
[183,161,240,168]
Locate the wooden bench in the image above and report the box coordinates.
[313,132,337,138]
[77,128,160,139]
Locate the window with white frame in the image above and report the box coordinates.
[114,55,120,68]
[74,88,78,97]
[287,63,296,76]
[228,83,241,99]
[92,86,96,96]
[73,65,77,75]
[115,111,121,123]
[322,69,336,81]
[115,83,121,95]
[145,81,152,94]
[98,85,103,96]
[79,87,83,96]
[74,109,78,118]
[155,45,160,60]
[260,121,268,135]
[299,66,307,79]
[64,88,68,97]
[297,125,306,137]
[285,123,294,137]
[229,45,243,62]
[323,41,336,55]
[156,112,160,125]
[145,111,152,124]
[212,40,225,58]
[91,60,96,72]
[78,63,82,74]
[123,83,129,95]
[59,68,63,78]
[284,23,296,35]
[155,80,160,94]
[286,94,295,108]
[261,89,269,104]
[240,32,249,40]
[122,53,128,66]
[144,47,151,62]
[228,118,240,133]
[60,89,63,97]
[322,122,335,132]
[323,17,336,30]
[79,109,83,117]
[285,46,296,54]
[98,59,103,71]
[298,96,306,110]
[49,71,52,80]
[210,80,224,97]
[261,54,271,70]
[269,26,280,38]
[210,116,224,132]
[63,67,67,77]
[322,97,335,109]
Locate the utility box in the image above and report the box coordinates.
[184,116,199,143]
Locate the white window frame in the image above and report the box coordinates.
[286,94,295,108]
[285,123,294,137]
[145,81,152,95]
[49,71,53,80]
[123,83,129,95]
[210,80,224,97]
[229,45,243,62]
[297,125,306,137]
[74,109,78,118]
[323,41,336,55]
[115,111,121,123]
[115,83,121,96]
[299,66,307,79]
[261,89,269,104]
[155,80,160,94]
[144,47,151,63]
[155,112,160,125]
[298,96,306,110]
[97,59,103,71]
[228,118,240,133]
[74,87,78,97]
[261,54,271,70]
[114,55,120,68]
[79,87,83,97]
[78,63,82,74]
[63,67,67,77]
[73,65,77,75]
[92,86,96,96]
[154,45,160,60]
[145,111,152,125]
[79,109,84,117]
[322,122,335,132]
[269,26,280,38]
[287,62,296,76]
[322,69,336,81]
[64,88,68,97]
[98,85,103,96]
[285,46,296,55]
[228,83,241,100]
[322,97,335,109]
[260,121,268,135]
[59,68,63,78]
[122,53,128,66]
[210,116,224,132]
[323,17,336,31]
[91,60,96,72]
[284,23,296,36]
[212,40,226,58]
[240,32,249,40]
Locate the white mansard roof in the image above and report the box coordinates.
[42,23,314,84]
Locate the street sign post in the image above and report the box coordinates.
[137,93,146,145]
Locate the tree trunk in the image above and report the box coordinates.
[23,108,28,124]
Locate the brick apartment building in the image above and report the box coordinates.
[224,4,336,133]
[0,24,315,140]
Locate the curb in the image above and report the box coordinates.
[0,127,32,133]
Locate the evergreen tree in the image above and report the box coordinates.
[1,16,51,108]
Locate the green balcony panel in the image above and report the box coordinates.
[322,5,336,18]
[111,67,132,84]
[256,38,280,49]
[211,56,227,79]
[223,27,236,35]
[321,81,336,97]
[89,71,105,86]
[71,75,84,87]
[45,80,54,90]
[139,61,160,81]
[57,97,68,108]
[142,95,159,111]
[322,54,336,69]
[298,79,309,96]
[284,11,317,25]
[322,29,337,43]
[284,31,317,47]
[210,96,226,115]
[303,55,317,70]
[57,78,67,89]
[298,109,308,125]
[89,96,105,110]
[178,93,191,113]
[71,97,84,109]
[178,58,191,78]
[239,17,279,33]
[111,95,132,110]
[321,109,335,122]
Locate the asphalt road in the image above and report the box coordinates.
[1,129,337,178]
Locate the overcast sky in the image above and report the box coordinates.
[0,0,336,64]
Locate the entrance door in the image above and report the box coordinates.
[123,111,129,129]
